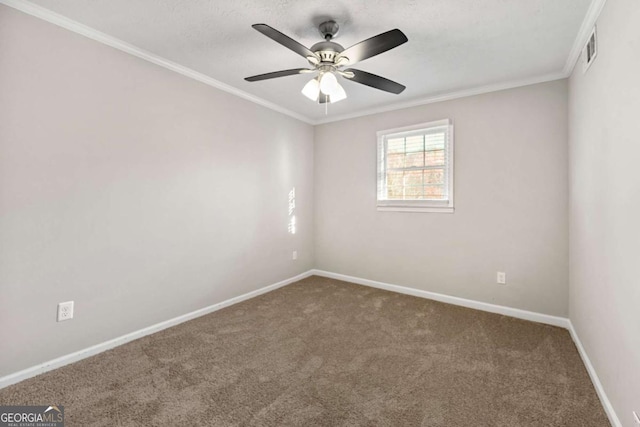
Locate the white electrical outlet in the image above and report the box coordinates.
[57,301,74,322]
[633,411,640,425]
[292,250,298,260]
[497,272,506,285]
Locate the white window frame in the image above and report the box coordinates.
[377,119,454,213]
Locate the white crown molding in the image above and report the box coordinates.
[568,322,622,427]
[562,0,608,76]
[1,0,605,126]
[310,270,570,328]
[312,71,568,125]
[0,0,314,125]
[315,0,606,127]
[0,270,315,389]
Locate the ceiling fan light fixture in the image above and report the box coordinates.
[301,77,320,101]
[329,82,347,103]
[245,23,408,102]
[319,71,339,95]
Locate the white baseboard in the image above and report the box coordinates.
[0,270,314,390]
[310,269,570,328]
[310,269,621,425]
[1,268,621,427]
[568,322,622,427]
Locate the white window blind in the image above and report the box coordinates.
[377,119,454,212]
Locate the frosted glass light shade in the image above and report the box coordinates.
[301,78,319,101]
[319,72,338,95]
[330,82,347,103]
[302,73,347,103]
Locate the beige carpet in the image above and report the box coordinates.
[0,276,609,426]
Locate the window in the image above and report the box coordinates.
[377,119,454,212]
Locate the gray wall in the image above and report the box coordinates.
[0,5,314,376]
[568,0,640,424]
[315,80,569,316]
[8,8,638,425]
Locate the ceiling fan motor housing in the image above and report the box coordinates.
[310,41,344,64]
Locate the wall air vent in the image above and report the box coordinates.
[583,26,597,73]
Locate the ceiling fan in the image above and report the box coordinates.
[244,21,408,104]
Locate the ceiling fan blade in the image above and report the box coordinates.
[252,24,317,60]
[245,68,310,82]
[343,68,406,94]
[337,29,407,65]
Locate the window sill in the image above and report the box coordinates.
[376,206,454,213]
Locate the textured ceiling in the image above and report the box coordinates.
[25,0,591,122]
